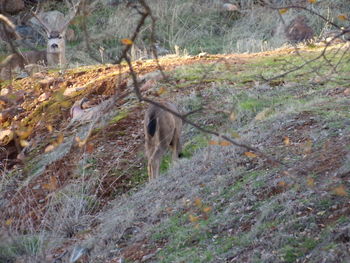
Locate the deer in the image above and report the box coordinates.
[0,50,47,80]
[31,0,81,68]
[0,14,45,79]
[0,1,80,80]
[144,101,183,180]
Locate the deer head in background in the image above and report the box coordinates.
[31,0,81,68]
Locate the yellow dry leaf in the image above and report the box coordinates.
[15,127,33,140]
[60,100,72,108]
[229,112,236,121]
[56,134,64,145]
[244,151,257,158]
[45,144,56,153]
[75,136,87,147]
[278,181,287,188]
[308,0,317,3]
[189,214,199,223]
[219,140,231,147]
[158,87,166,95]
[338,14,348,21]
[120,38,133,45]
[202,206,212,213]
[46,125,53,133]
[332,185,348,196]
[302,139,313,154]
[194,198,202,208]
[231,131,240,139]
[5,218,13,226]
[43,176,58,191]
[254,108,269,121]
[0,129,14,146]
[19,139,30,147]
[306,177,315,187]
[279,8,288,14]
[283,136,290,146]
[209,140,218,145]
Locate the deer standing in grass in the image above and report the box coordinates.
[144,101,183,180]
[0,1,80,80]
[31,0,81,68]
[0,14,46,80]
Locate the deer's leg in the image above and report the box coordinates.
[147,159,154,181]
[170,130,181,162]
[149,146,165,179]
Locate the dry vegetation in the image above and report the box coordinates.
[1,0,350,263]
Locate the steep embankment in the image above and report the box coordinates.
[1,45,350,263]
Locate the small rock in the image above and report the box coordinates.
[38,92,50,102]
[222,3,239,12]
[39,77,55,89]
[32,184,41,190]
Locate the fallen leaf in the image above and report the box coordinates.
[158,87,166,95]
[45,144,55,153]
[0,129,14,146]
[219,140,231,146]
[209,140,218,145]
[229,112,236,121]
[278,181,287,188]
[38,92,50,102]
[244,151,257,158]
[120,38,133,45]
[47,125,53,132]
[307,177,315,187]
[279,8,288,14]
[56,134,64,145]
[16,127,33,140]
[194,198,202,208]
[302,139,313,154]
[5,218,13,226]
[19,139,30,147]
[317,211,326,216]
[254,108,269,121]
[283,136,290,146]
[344,88,350,96]
[202,206,212,213]
[231,131,240,139]
[75,136,87,147]
[189,214,199,223]
[332,185,348,196]
[43,176,58,191]
[338,14,348,21]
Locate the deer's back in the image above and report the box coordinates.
[144,101,181,146]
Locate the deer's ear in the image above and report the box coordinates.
[60,28,67,36]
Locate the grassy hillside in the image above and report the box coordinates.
[1,41,349,263]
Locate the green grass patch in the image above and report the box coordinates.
[280,237,318,263]
[0,235,40,261]
[109,110,129,124]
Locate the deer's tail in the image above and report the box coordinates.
[147,109,157,137]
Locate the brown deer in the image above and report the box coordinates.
[0,50,47,80]
[0,1,80,80]
[31,0,81,68]
[144,101,183,180]
[0,14,46,80]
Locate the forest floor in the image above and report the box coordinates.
[0,43,350,263]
